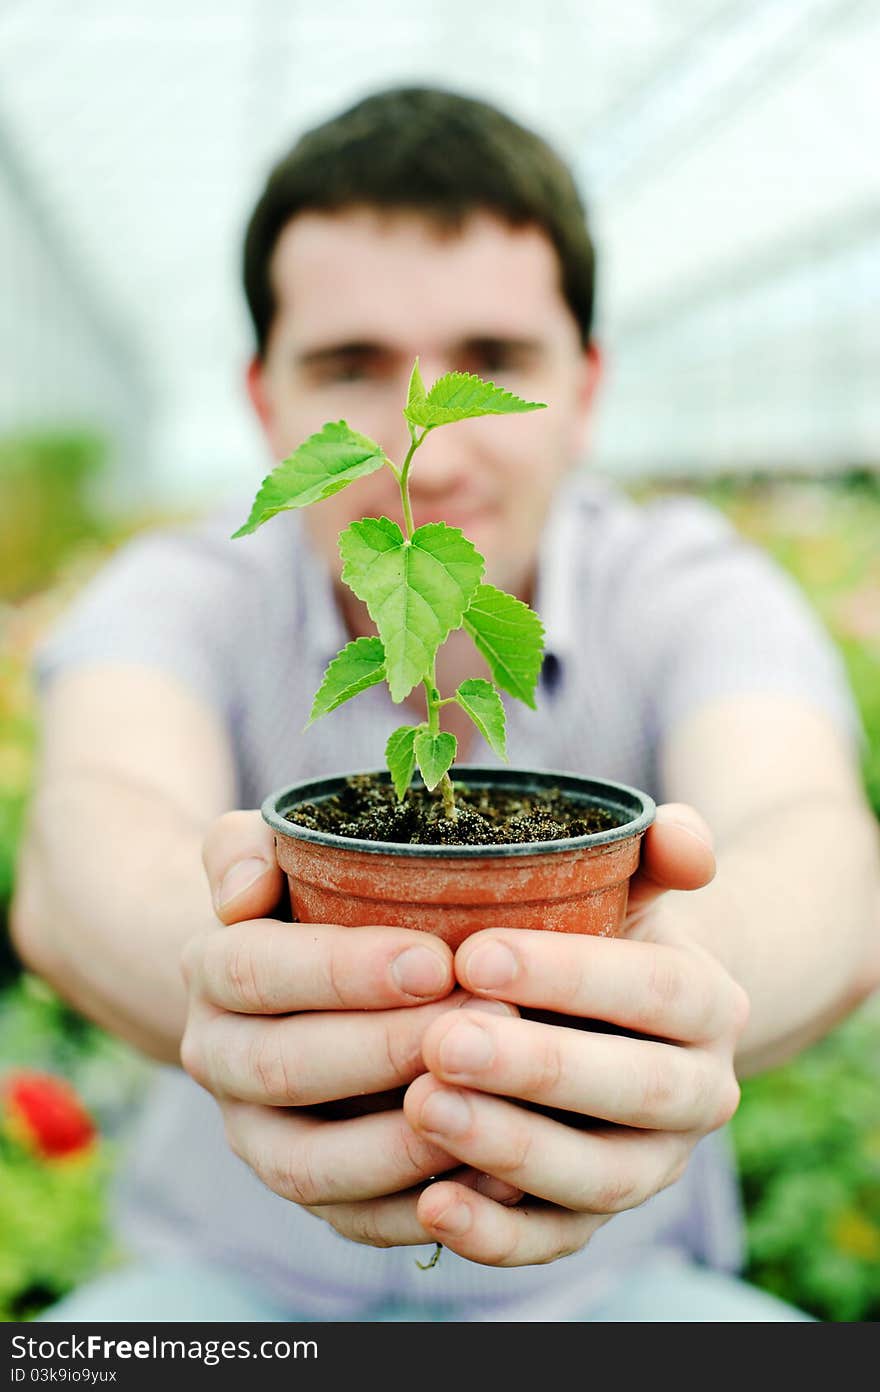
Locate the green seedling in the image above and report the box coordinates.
[233,361,547,818]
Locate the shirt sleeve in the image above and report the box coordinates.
[31,520,250,728]
[628,496,866,759]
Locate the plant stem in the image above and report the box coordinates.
[424,661,457,820]
[416,1242,443,1271]
[438,773,457,820]
[395,424,456,820]
[396,428,429,539]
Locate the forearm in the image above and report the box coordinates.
[663,793,880,1077]
[11,771,215,1064]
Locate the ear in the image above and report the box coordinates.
[570,340,603,456]
[246,355,274,435]
[577,340,603,412]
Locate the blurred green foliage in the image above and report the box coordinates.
[648,472,880,1322]
[0,432,115,602]
[0,455,878,1321]
[0,1141,111,1321]
[731,1008,880,1322]
[0,978,146,1321]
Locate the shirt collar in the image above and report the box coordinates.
[531,473,582,680]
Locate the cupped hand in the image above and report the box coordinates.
[180,810,521,1250]
[403,803,751,1267]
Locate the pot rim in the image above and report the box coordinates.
[262,765,656,859]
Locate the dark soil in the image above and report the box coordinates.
[286,772,622,847]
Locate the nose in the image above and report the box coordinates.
[405,426,473,500]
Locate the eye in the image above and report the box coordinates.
[306,351,395,387]
[315,357,371,384]
[459,344,538,378]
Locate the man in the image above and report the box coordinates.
[12,87,880,1321]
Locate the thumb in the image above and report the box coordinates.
[202,809,284,924]
[626,802,716,918]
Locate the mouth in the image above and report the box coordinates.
[412,505,496,533]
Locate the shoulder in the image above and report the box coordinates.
[559,473,734,554]
[558,474,751,608]
[57,488,309,624]
[119,489,303,583]
[31,489,312,711]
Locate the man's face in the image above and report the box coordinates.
[248,207,600,605]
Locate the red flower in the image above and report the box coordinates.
[3,1071,97,1159]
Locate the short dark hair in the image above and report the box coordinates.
[243,86,596,357]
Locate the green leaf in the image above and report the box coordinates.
[454,678,508,760]
[414,730,457,791]
[406,357,427,414]
[403,370,546,428]
[232,421,388,538]
[339,518,484,701]
[306,636,386,728]
[386,724,420,800]
[463,583,545,709]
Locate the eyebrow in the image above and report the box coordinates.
[292,335,545,370]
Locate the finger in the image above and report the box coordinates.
[405,1074,692,1213]
[305,1168,522,1252]
[187,990,514,1105]
[220,1098,459,1205]
[626,803,716,918]
[416,1180,607,1268]
[202,810,285,923]
[184,919,454,1014]
[420,1011,740,1132]
[455,929,741,1042]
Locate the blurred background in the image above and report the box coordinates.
[1,0,878,1321]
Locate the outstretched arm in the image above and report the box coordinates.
[655,692,880,1075]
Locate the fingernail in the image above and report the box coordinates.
[464,941,517,990]
[439,1019,494,1074]
[391,946,449,997]
[216,858,269,909]
[419,1089,471,1137]
[432,1202,472,1236]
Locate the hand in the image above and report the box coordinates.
[402,803,750,1267]
[180,811,522,1250]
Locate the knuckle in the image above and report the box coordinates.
[340,1207,397,1250]
[179,1026,206,1087]
[668,1151,690,1188]
[645,952,685,1016]
[684,1056,716,1125]
[530,1034,565,1099]
[478,1221,522,1268]
[392,1120,437,1183]
[247,1026,299,1103]
[220,1105,247,1163]
[588,1166,641,1214]
[495,1124,533,1184]
[551,1216,596,1261]
[383,1019,423,1084]
[324,938,354,1009]
[713,1074,742,1130]
[224,933,269,1012]
[180,933,208,991]
[729,982,751,1037]
[263,1138,321,1207]
[554,956,588,1015]
[637,1057,677,1122]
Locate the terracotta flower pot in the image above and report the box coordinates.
[262,766,656,950]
